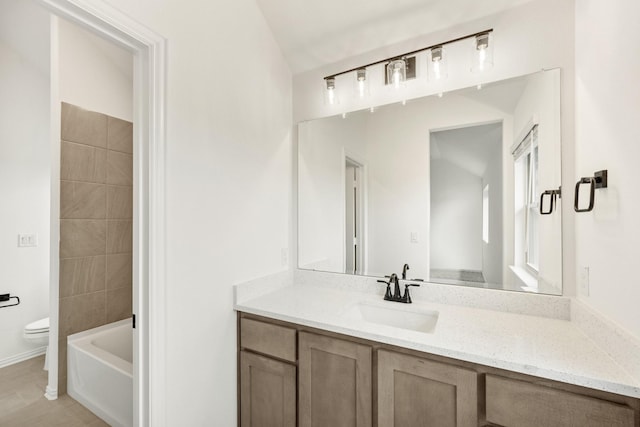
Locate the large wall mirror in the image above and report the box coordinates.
[298,69,562,295]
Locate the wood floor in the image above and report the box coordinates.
[0,355,108,426]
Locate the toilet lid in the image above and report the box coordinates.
[25,317,49,334]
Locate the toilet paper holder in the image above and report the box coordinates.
[0,293,20,309]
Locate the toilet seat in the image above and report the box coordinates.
[24,317,49,335]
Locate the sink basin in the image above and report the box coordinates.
[344,302,439,333]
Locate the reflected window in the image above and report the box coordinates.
[513,125,539,275]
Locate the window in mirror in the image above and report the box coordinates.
[514,125,539,277]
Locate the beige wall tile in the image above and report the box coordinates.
[106,151,132,185]
[59,291,106,338]
[61,103,108,148]
[106,185,132,219]
[106,220,132,254]
[106,287,133,323]
[60,220,106,258]
[61,181,106,219]
[59,256,106,298]
[61,142,107,184]
[106,253,132,290]
[107,116,133,154]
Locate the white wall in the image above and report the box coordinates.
[482,140,503,285]
[58,18,133,121]
[430,159,483,271]
[293,0,576,293]
[75,0,293,425]
[575,0,640,339]
[298,114,368,271]
[0,0,50,365]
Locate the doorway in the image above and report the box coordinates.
[37,1,166,425]
[344,155,366,275]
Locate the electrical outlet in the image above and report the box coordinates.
[18,234,38,247]
[579,266,590,296]
[281,248,289,267]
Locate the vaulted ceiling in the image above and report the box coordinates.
[255,0,534,74]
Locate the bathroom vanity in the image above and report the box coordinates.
[235,281,640,427]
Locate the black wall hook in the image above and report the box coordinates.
[574,170,608,213]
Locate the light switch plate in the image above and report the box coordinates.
[18,234,38,247]
[410,231,419,243]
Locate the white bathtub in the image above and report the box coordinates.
[67,318,133,427]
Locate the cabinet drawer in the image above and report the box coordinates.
[486,375,635,427]
[240,318,297,362]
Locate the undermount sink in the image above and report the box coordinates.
[344,302,439,333]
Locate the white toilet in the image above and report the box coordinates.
[24,317,50,370]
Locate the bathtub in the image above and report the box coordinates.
[67,318,133,427]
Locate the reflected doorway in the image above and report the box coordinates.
[344,157,365,275]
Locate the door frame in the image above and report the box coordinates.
[37,1,166,426]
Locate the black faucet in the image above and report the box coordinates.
[377,273,420,304]
[402,263,410,280]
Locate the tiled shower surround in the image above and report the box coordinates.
[58,103,133,394]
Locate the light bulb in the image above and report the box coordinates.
[478,48,486,71]
[437,92,443,98]
[401,100,407,106]
[342,112,347,119]
[370,106,375,113]
[433,60,441,80]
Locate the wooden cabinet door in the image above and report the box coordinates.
[240,350,296,427]
[377,350,478,427]
[486,375,636,427]
[298,332,372,427]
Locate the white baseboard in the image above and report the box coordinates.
[0,347,47,369]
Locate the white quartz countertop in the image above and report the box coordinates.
[235,283,640,399]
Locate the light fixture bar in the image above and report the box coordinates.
[323,29,493,81]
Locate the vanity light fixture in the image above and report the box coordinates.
[322,29,493,103]
[354,68,369,98]
[387,58,407,89]
[325,77,337,105]
[472,32,493,72]
[428,46,447,81]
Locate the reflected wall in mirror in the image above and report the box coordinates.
[298,69,562,295]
